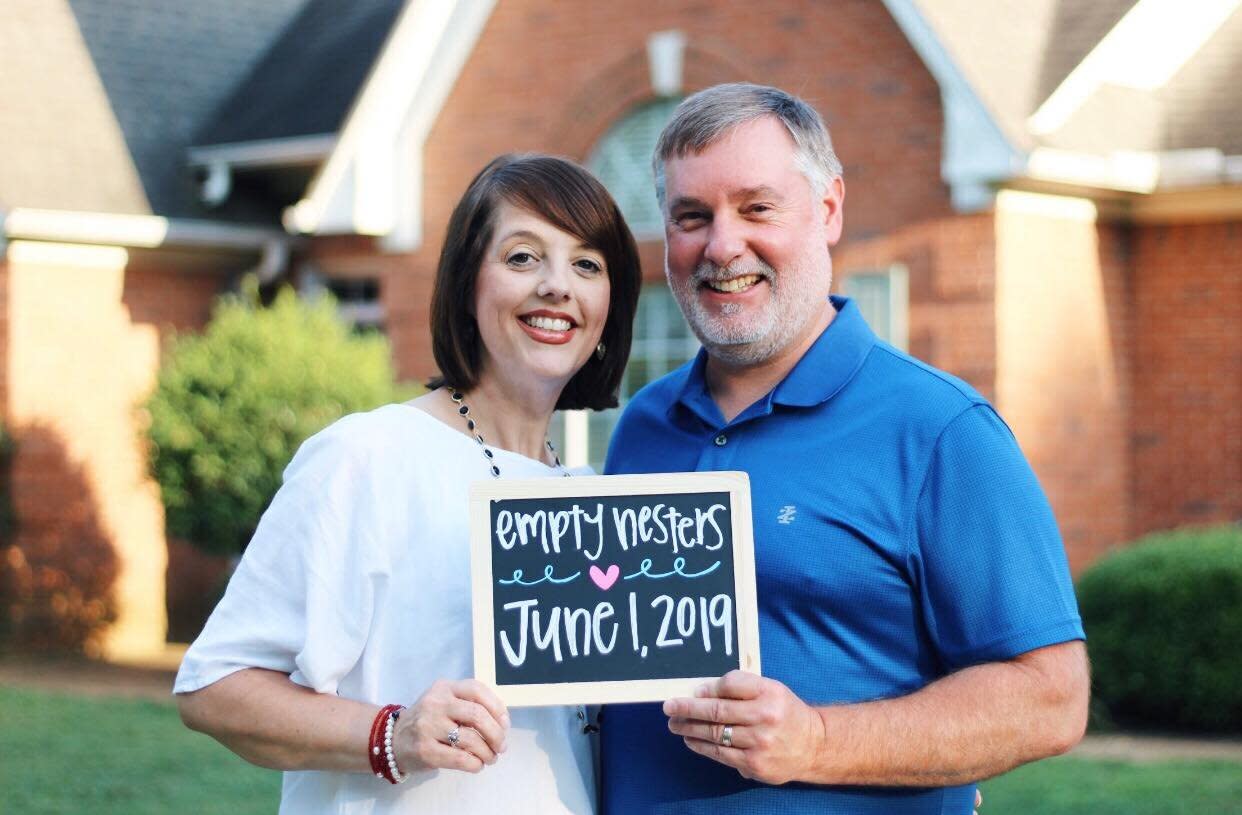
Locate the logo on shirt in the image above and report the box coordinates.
[777,505,797,525]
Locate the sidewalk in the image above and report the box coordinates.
[0,653,177,702]
[1071,732,1242,764]
[3,654,1241,763]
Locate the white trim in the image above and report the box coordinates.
[2,207,283,251]
[880,0,1023,212]
[286,0,498,247]
[995,190,1099,223]
[6,240,130,269]
[563,411,590,468]
[200,162,232,207]
[1026,147,1242,193]
[336,301,385,327]
[187,134,337,169]
[647,30,686,97]
[888,264,909,352]
[1029,0,1239,135]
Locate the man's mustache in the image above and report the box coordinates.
[691,259,776,285]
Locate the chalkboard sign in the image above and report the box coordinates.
[469,472,760,706]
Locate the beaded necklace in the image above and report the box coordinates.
[449,389,569,478]
[449,389,590,730]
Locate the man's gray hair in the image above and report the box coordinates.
[653,83,843,207]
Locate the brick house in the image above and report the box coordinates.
[2,0,1239,660]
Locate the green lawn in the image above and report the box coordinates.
[3,685,1240,814]
[0,686,280,814]
[981,755,1242,814]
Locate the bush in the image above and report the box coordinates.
[0,424,118,654]
[145,283,401,557]
[1077,524,1242,732]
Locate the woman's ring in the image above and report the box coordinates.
[447,726,461,748]
[720,725,733,748]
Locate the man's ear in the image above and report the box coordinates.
[821,175,845,246]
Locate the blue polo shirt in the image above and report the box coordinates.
[601,296,1083,815]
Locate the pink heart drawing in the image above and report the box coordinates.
[589,564,620,591]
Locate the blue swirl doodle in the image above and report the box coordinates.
[623,557,721,581]
[498,564,581,586]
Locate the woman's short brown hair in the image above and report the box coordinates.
[429,154,641,411]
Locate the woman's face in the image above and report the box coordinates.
[473,202,611,393]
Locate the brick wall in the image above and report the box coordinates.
[357,0,951,383]
[992,192,1131,571]
[1,240,224,657]
[1129,220,1242,537]
[300,0,1241,574]
[836,213,996,399]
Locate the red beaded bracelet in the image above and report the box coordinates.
[368,704,406,784]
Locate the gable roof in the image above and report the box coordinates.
[1161,7,1242,155]
[195,0,407,148]
[0,0,310,219]
[902,0,1242,195]
[910,0,1141,153]
[1,0,149,215]
[924,0,1242,157]
[6,0,1237,232]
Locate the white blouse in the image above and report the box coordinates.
[176,405,596,814]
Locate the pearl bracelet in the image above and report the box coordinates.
[383,708,407,784]
[368,704,407,784]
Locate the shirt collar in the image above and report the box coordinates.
[773,295,876,407]
[670,296,877,427]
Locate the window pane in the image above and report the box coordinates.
[844,273,892,343]
[561,284,698,471]
[587,98,682,239]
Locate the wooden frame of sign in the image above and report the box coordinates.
[469,471,760,707]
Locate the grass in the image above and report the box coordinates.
[981,755,1242,814]
[3,685,1241,814]
[0,686,280,815]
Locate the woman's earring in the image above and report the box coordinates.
[595,342,606,361]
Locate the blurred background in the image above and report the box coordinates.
[0,0,1239,812]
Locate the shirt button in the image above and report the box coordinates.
[714,434,728,446]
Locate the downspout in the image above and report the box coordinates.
[248,236,291,285]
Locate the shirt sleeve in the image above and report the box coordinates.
[174,418,387,695]
[908,404,1084,672]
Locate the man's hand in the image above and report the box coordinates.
[663,670,824,785]
[664,641,1087,788]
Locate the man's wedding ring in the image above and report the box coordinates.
[720,725,733,748]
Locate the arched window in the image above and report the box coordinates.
[587,97,682,239]
[552,98,700,470]
[551,285,700,471]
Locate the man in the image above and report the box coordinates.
[601,83,1088,814]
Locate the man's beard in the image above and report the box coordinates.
[668,256,830,367]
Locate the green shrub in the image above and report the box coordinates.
[1077,524,1242,732]
[145,283,401,557]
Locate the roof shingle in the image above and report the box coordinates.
[195,0,407,148]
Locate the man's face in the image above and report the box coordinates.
[661,116,844,367]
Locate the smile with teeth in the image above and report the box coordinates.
[521,315,574,332]
[705,274,762,293]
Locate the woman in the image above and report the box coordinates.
[175,154,642,813]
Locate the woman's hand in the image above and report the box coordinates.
[394,679,511,773]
